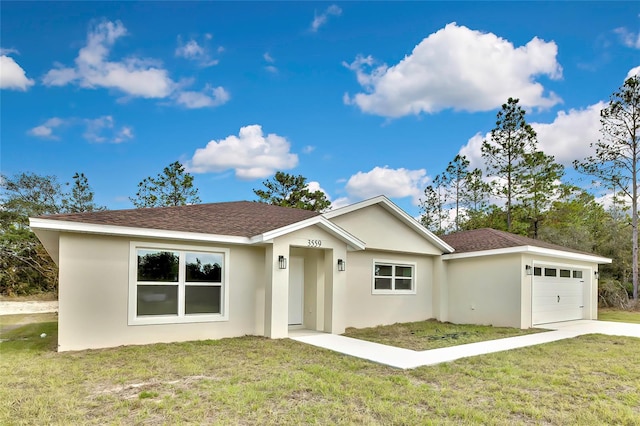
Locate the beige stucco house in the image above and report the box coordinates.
[30,196,611,352]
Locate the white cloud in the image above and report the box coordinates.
[344,22,562,118]
[83,115,134,143]
[28,115,133,143]
[114,126,134,143]
[458,132,487,172]
[187,124,299,179]
[534,102,606,165]
[302,145,315,154]
[344,166,428,205]
[311,5,342,32]
[28,117,65,139]
[628,66,640,79]
[175,36,219,67]
[175,85,230,109]
[0,54,35,91]
[329,197,352,210]
[263,52,278,73]
[614,27,640,49]
[43,20,175,98]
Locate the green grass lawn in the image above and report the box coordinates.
[599,309,640,324]
[1,317,639,424]
[343,319,543,351]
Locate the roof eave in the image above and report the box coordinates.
[28,217,252,245]
[442,245,612,264]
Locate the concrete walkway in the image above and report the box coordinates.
[0,301,59,315]
[289,320,640,370]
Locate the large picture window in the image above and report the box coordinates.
[372,260,416,294]
[129,243,229,325]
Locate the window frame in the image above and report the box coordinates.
[371,259,417,295]
[128,241,230,325]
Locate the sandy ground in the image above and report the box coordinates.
[0,301,59,315]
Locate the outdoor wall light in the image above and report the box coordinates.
[278,255,287,270]
[594,270,599,279]
[525,265,533,276]
[337,259,346,272]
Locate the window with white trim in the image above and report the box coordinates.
[372,261,416,294]
[129,243,229,325]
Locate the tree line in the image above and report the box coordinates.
[1,76,638,304]
[419,76,639,305]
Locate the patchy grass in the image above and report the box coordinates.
[0,312,58,331]
[343,319,543,351]
[1,316,639,425]
[599,309,640,324]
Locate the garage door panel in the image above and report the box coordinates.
[532,265,585,326]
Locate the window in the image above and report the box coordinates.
[534,267,542,276]
[372,261,416,294]
[573,270,583,279]
[560,269,571,278]
[544,268,557,277]
[129,243,229,325]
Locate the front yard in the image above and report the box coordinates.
[343,319,543,351]
[1,315,639,424]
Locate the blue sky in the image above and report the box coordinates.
[1,2,639,216]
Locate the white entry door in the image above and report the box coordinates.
[532,265,585,325]
[288,256,304,326]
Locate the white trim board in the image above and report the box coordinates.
[442,245,611,264]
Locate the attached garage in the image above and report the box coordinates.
[441,229,611,329]
[532,264,586,325]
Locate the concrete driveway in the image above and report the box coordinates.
[545,319,640,338]
[290,320,640,369]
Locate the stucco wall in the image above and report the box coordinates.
[344,249,434,329]
[330,204,442,255]
[445,254,522,328]
[57,233,265,351]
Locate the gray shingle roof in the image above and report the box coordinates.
[441,228,597,256]
[37,201,320,237]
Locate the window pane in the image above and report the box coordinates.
[137,250,179,282]
[534,267,542,276]
[185,285,221,314]
[395,278,412,290]
[560,269,571,278]
[573,270,583,279]
[186,252,223,282]
[374,278,392,290]
[395,266,413,278]
[137,285,178,316]
[544,268,557,277]
[375,265,392,277]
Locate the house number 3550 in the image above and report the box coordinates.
[308,239,322,247]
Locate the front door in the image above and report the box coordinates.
[288,256,304,325]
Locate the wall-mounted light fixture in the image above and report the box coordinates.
[525,265,533,276]
[594,270,599,279]
[278,255,287,270]
[337,259,346,272]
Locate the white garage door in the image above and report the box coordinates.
[532,265,585,326]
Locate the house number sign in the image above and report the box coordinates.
[307,239,322,247]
